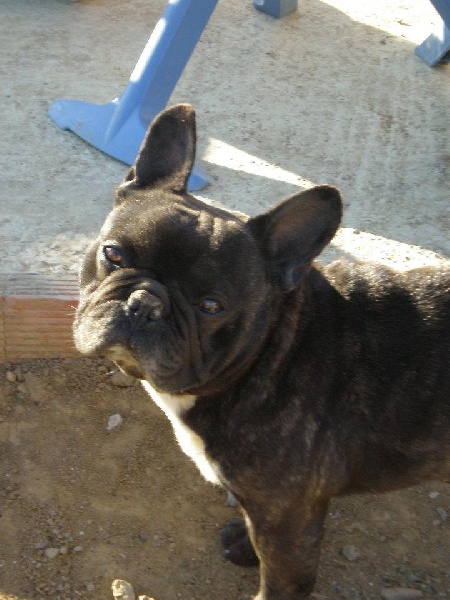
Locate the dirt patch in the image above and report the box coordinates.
[0,358,448,600]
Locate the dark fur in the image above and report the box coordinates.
[74,105,450,599]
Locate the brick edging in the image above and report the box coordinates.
[0,274,80,362]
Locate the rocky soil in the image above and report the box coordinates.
[0,358,449,600]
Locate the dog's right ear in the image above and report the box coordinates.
[117,104,196,200]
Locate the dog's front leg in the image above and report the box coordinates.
[247,497,329,600]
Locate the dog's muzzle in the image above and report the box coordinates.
[74,271,172,358]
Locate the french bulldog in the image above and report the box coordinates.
[74,104,450,599]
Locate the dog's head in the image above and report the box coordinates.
[74,104,342,394]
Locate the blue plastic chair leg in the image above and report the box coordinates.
[416,20,450,65]
[48,0,219,191]
[253,0,298,18]
[416,0,450,65]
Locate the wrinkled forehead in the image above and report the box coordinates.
[100,196,259,279]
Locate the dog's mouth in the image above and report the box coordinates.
[106,344,146,379]
[75,307,188,391]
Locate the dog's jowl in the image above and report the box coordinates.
[74,104,450,600]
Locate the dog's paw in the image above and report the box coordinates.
[219,518,259,567]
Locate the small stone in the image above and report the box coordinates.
[226,490,238,507]
[109,370,136,388]
[436,507,448,521]
[34,541,47,550]
[111,579,135,600]
[380,588,423,600]
[138,533,148,542]
[138,597,156,600]
[72,545,83,553]
[86,582,95,592]
[45,547,60,559]
[6,371,16,383]
[107,414,123,431]
[341,545,361,561]
[429,491,440,499]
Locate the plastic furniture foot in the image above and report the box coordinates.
[416,0,450,65]
[49,0,219,191]
[253,0,298,18]
[416,21,450,65]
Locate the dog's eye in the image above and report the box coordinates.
[198,298,224,315]
[103,245,124,266]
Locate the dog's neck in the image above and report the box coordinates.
[141,380,222,485]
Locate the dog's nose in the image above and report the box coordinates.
[126,289,166,321]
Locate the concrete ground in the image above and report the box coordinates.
[0,0,449,276]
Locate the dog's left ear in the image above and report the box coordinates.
[119,104,196,197]
[248,185,342,291]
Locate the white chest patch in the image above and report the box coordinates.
[141,381,221,485]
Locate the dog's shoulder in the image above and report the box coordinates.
[313,260,450,382]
